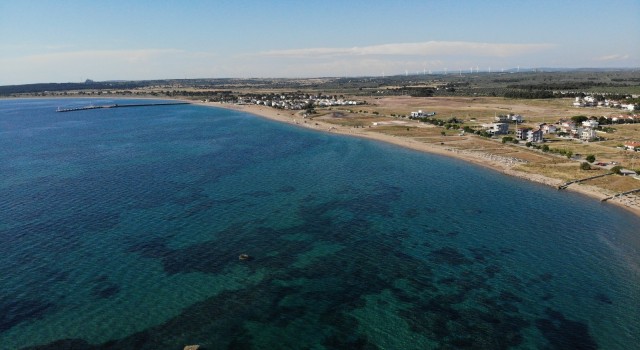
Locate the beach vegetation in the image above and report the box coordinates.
[610,165,623,174]
[502,136,519,144]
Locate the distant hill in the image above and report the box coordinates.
[0,81,151,95]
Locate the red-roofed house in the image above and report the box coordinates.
[624,141,640,151]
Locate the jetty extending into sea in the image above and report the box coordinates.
[56,102,190,112]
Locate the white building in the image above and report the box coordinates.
[582,119,599,128]
[482,123,509,135]
[580,128,597,141]
[410,110,424,118]
[540,123,557,134]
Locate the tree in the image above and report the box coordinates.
[580,162,591,170]
[598,116,609,125]
[586,154,596,163]
[571,115,588,124]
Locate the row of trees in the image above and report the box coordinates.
[504,90,555,99]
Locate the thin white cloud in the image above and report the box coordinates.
[595,54,630,61]
[258,41,556,58]
[21,49,188,64]
[0,49,220,84]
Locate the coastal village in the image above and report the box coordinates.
[205,92,364,111]
[218,91,639,160]
[3,74,640,213]
[199,89,640,213]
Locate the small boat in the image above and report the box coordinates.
[239,254,251,261]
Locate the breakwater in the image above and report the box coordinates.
[56,102,190,112]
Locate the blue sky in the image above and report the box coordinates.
[1,0,638,85]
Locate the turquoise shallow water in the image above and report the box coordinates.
[1,98,639,349]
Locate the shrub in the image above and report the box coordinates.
[611,165,623,175]
[580,162,591,170]
[586,154,596,163]
[542,145,550,152]
[502,136,513,144]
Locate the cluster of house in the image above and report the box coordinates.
[551,119,599,141]
[481,122,544,142]
[573,96,638,111]
[481,116,604,142]
[608,114,640,123]
[494,113,523,123]
[481,114,535,140]
[237,93,363,110]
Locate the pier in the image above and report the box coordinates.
[601,188,640,202]
[558,173,614,190]
[56,102,190,112]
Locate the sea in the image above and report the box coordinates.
[1,98,639,350]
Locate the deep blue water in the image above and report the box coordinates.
[1,98,639,349]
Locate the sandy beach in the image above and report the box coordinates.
[192,100,640,217]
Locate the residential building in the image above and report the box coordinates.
[624,141,640,151]
[582,119,599,128]
[580,128,597,141]
[494,113,523,123]
[540,123,557,134]
[482,123,509,135]
[516,128,543,142]
[559,120,576,134]
[515,128,530,140]
[528,128,544,143]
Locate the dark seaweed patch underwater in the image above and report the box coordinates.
[1,99,638,349]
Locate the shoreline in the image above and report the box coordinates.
[194,100,640,218]
[5,95,638,217]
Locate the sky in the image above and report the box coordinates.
[1,0,639,85]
